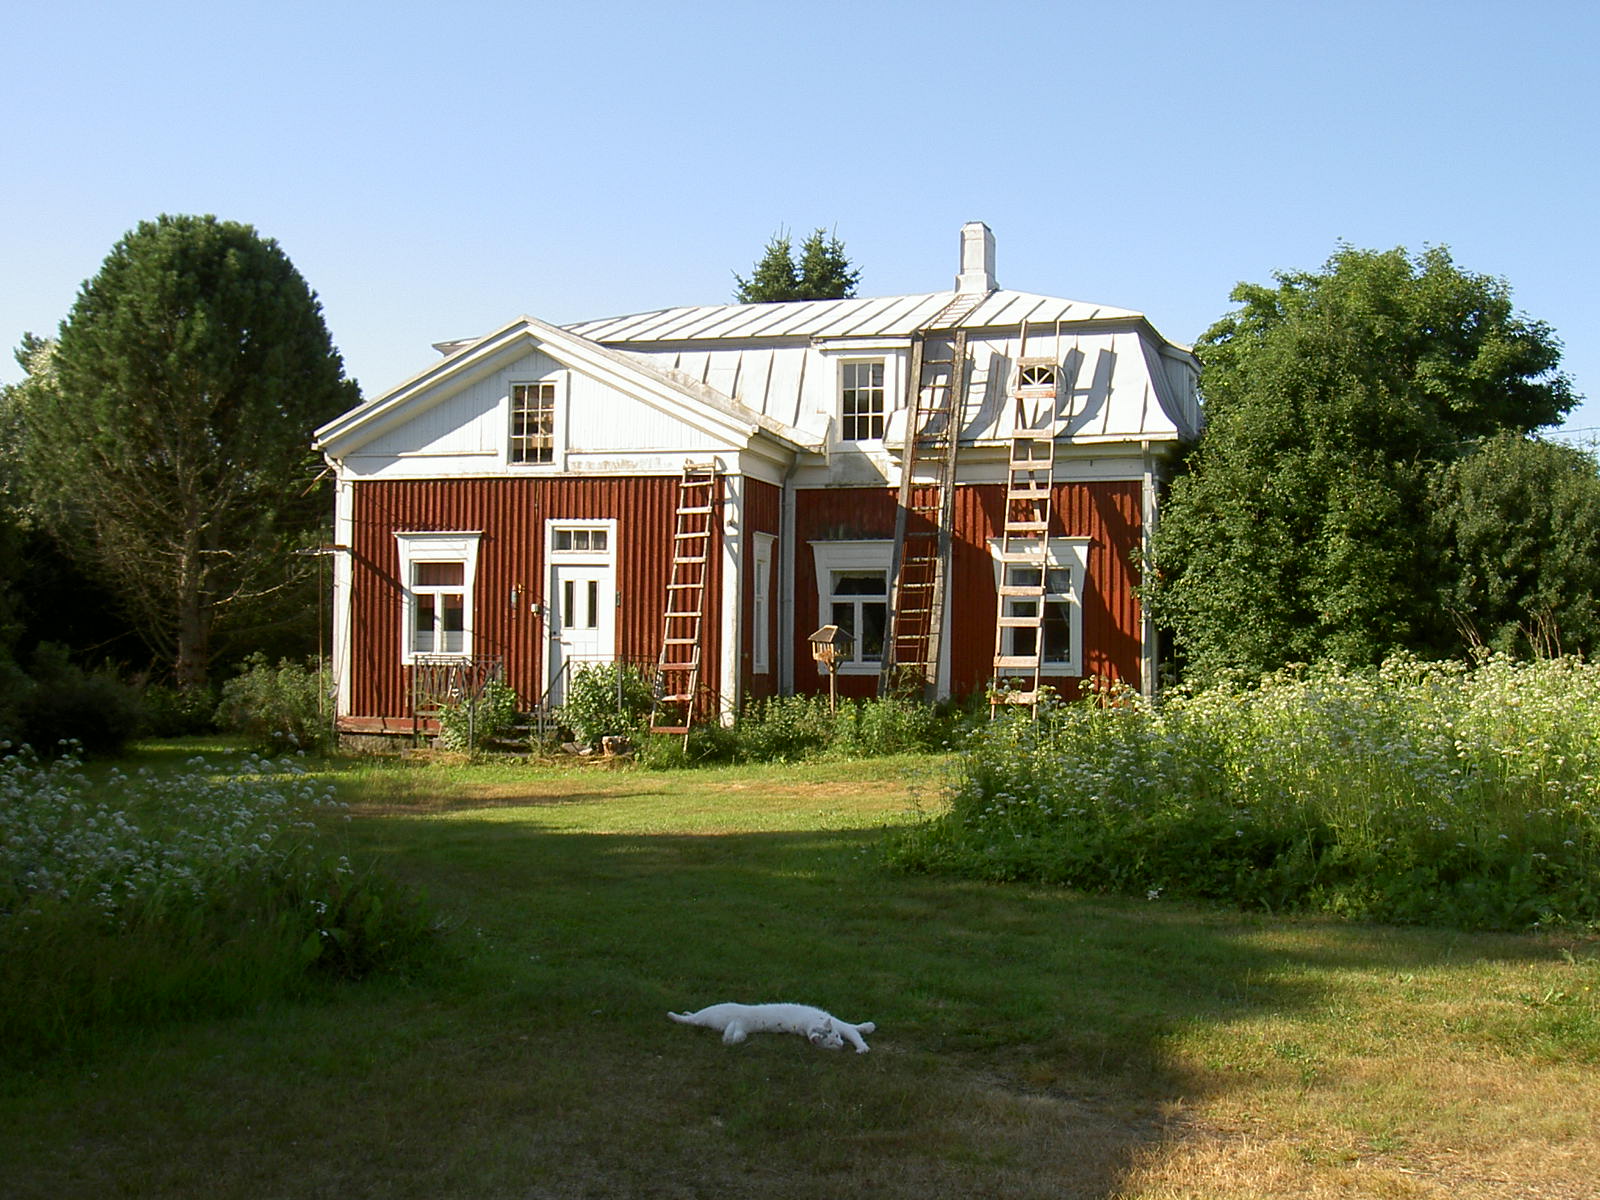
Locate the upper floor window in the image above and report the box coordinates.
[510,382,555,464]
[840,360,885,440]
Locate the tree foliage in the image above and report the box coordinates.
[1148,245,1576,683]
[733,227,860,303]
[14,214,359,687]
[1430,432,1600,657]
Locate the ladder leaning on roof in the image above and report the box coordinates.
[879,328,968,701]
[989,355,1064,716]
[650,461,719,740]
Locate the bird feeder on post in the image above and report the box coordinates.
[808,624,854,714]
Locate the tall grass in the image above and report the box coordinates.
[0,746,434,1064]
[886,655,1600,929]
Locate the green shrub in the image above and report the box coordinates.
[141,682,218,737]
[884,656,1600,931]
[640,693,958,768]
[561,664,654,747]
[833,695,945,757]
[437,679,520,751]
[4,643,144,757]
[216,654,332,754]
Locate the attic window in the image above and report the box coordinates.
[510,382,555,465]
[1018,363,1058,390]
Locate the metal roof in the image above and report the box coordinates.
[564,289,1149,345]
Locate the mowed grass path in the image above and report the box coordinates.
[4,750,1598,1198]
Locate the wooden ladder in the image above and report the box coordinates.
[650,461,718,738]
[880,328,967,700]
[990,358,1061,715]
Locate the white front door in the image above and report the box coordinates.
[547,559,615,705]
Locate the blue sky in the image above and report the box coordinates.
[4,1,1596,434]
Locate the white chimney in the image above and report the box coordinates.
[955,221,996,294]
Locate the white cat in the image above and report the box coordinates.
[668,1002,876,1053]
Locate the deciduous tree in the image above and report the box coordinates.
[1147,245,1574,683]
[1431,432,1600,657]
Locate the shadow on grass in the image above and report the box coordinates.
[313,811,1566,1200]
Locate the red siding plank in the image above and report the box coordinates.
[794,480,1145,701]
[348,475,722,720]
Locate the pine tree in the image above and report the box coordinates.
[18,214,359,687]
[733,227,859,303]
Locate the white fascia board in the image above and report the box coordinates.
[512,315,816,452]
[316,316,770,460]
[315,317,534,451]
[811,336,915,354]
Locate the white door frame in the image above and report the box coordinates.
[545,519,618,704]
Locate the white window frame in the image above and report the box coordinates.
[546,521,615,558]
[809,540,892,675]
[988,537,1089,677]
[838,358,887,442]
[396,532,482,663]
[752,533,776,676]
[508,376,562,468]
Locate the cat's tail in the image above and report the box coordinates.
[667,1011,696,1025]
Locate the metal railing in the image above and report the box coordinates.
[409,655,505,743]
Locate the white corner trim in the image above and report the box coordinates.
[720,475,743,723]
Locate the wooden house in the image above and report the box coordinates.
[312,223,1201,737]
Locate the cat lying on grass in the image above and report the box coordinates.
[668,1002,875,1053]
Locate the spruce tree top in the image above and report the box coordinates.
[733,227,860,303]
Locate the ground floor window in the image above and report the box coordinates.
[989,537,1089,676]
[395,532,482,661]
[809,540,892,673]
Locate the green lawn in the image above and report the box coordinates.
[3,750,1597,1198]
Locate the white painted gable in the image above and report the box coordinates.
[316,318,807,481]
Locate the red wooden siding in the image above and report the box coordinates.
[794,480,1145,700]
[346,475,722,720]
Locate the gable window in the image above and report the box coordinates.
[396,533,481,661]
[840,360,885,440]
[989,538,1088,676]
[810,541,892,673]
[510,382,556,465]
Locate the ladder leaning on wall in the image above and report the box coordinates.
[650,461,719,739]
[880,328,968,701]
[990,355,1063,716]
